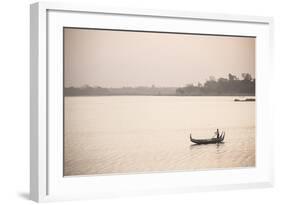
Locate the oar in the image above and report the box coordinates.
[220,132,225,141]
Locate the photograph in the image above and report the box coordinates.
[63,27,256,176]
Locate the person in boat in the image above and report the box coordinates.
[216,129,220,139]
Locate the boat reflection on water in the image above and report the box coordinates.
[190,141,225,150]
[189,140,226,162]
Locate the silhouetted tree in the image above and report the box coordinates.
[242,73,252,81]
[228,73,238,81]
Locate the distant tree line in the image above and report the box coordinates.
[64,73,255,96]
[65,85,111,96]
[64,85,177,96]
[176,73,255,96]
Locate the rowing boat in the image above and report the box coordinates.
[190,131,225,145]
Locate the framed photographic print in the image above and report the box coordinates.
[30,2,274,202]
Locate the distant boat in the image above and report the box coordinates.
[234,98,255,102]
[190,131,225,145]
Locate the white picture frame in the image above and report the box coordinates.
[30,2,274,202]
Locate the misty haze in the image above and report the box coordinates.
[63,28,255,176]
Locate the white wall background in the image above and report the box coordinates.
[0,0,280,204]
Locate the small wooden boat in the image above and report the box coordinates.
[190,131,225,145]
[234,98,255,102]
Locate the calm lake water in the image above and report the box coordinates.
[64,96,255,176]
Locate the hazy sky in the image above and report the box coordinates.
[64,28,255,88]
